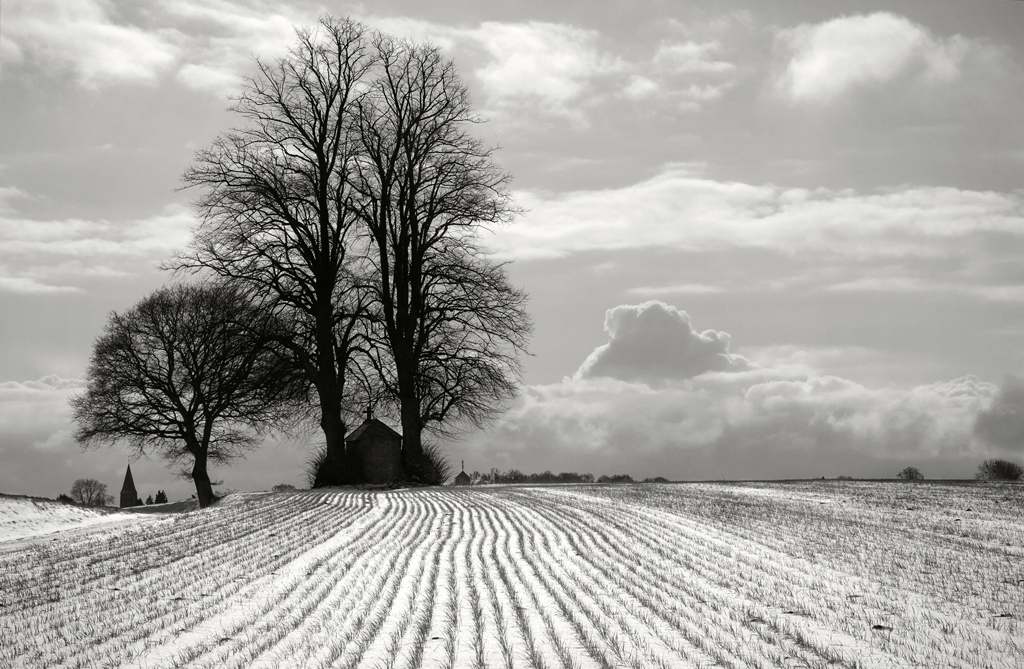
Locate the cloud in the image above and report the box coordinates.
[32,429,76,452]
[0,201,194,292]
[491,167,1024,302]
[627,283,725,296]
[622,75,659,100]
[471,22,623,122]
[467,307,996,479]
[827,276,1024,303]
[3,0,178,87]
[0,376,83,437]
[2,0,301,91]
[973,376,1024,455]
[775,12,969,103]
[0,276,81,295]
[653,41,735,75]
[0,187,28,216]
[167,1,297,93]
[496,168,1024,259]
[578,301,750,383]
[362,16,741,121]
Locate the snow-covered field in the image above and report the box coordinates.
[1,481,1021,668]
[0,494,124,544]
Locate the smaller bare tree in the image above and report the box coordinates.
[71,282,302,507]
[69,478,113,506]
[897,466,923,480]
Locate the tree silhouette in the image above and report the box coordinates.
[897,466,923,480]
[354,35,529,476]
[71,282,300,507]
[176,17,376,484]
[177,17,530,484]
[69,479,113,507]
[975,458,1023,481]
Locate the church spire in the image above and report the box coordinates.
[120,464,138,508]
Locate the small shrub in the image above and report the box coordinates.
[56,493,74,504]
[974,458,1023,481]
[154,490,168,504]
[403,443,453,486]
[897,467,923,480]
[145,495,153,505]
[836,475,854,480]
[272,483,297,492]
[306,445,359,488]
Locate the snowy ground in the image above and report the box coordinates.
[1,481,1021,668]
[0,494,137,545]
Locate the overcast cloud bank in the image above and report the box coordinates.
[464,302,1011,480]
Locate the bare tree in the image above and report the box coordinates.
[70,283,298,507]
[353,36,529,475]
[897,466,923,480]
[174,17,377,483]
[69,478,113,507]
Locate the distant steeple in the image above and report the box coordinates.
[453,460,471,486]
[120,464,138,509]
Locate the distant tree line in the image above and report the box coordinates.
[145,491,169,505]
[895,459,1023,482]
[470,469,596,485]
[465,470,669,485]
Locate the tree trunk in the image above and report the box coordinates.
[399,387,422,476]
[313,283,350,482]
[192,454,216,508]
[320,395,348,462]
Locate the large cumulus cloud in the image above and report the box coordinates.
[455,303,999,479]
[578,301,750,383]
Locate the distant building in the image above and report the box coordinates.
[346,412,403,484]
[454,461,471,486]
[120,464,141,508]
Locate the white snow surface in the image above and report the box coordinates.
[2,482,1022,668]
[0,495,136,543]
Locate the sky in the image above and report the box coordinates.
[2,0,1024,500]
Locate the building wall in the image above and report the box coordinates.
[353,434,403,484]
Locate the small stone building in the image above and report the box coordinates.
[453,461,471,486]
[120,464,140,508]
[346,417,403,484]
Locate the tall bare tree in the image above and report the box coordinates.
[353,36,530,474]
[174,18,376,480]
[71,283,298,507]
